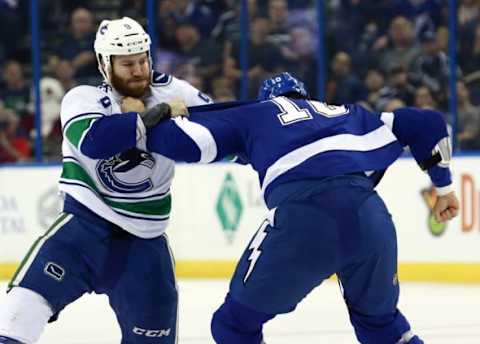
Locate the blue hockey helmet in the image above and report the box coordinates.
[257,72,309,100]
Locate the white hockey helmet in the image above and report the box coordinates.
[94,17,152,82]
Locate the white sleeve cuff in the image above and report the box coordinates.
[436,184,454,196]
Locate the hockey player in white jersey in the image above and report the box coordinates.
[0,17,211,344]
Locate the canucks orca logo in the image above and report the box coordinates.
[97,148,155,193]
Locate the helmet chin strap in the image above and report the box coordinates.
[104,65,113,84]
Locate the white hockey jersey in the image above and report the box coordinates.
[59,72,211,238]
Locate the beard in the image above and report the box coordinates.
[110,69,150,98]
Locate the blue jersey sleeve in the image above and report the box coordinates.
[146,118,202,162]
[389,107,452,188]
[80,112,139,159]
[146,109,245,163]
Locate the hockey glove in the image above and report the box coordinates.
[140,103,172,128]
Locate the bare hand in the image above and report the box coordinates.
[432,191,459,223]
[168,99,189,117]
[121,97,146,113]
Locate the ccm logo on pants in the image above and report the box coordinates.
[133,327,171,337]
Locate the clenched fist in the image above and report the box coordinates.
[121,97,146,113]
[432,191,459,223]
[168,99,189,118]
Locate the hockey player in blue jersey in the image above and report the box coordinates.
[145,72,459,344]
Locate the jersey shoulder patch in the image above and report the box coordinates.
[151,71,173,87]
[97,82,113,93]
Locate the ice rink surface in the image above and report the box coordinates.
[1,280,480,343]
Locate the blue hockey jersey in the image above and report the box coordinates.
[146,97,451,201]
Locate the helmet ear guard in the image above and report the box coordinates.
[258,72,309,100]
[94,17,152,83]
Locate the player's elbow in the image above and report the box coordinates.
[418,108,448,135]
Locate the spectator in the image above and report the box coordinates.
[171,62,206,91]
[328,0,383,56]
[162,0,216,37]
[385,0,446,33]
[0,60,32,130]
[173,20,222,91]
[158,2,182,52]
[155,48,182,75]
[457,80,480,150]
[200,0,231,18]
[414,85,438,110]
[377,65,417,110]
[213,88,236,102]
[412,30,457,108]
[0,104,30,163]
[461,23,480,76]
[327,51,365,104]
[364,68,386,111]
[54,60,78,93]
[211,0,259,42]
[49,7,98,84]
[378,16,421,73]
[436,26,449,54]
[355,21,384,75]
[39,0,71,43]
[458,0,480,28]
[459,2,480,74]
[280,26,318,96]
[211,76,236,101]
[225,17,284,98]
[267,0,291,47]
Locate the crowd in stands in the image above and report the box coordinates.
[0,0,479,163]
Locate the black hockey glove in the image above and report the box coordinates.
[140,103,172,128]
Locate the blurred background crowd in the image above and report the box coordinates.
[0,0,479,163]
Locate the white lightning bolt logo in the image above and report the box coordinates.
[243,220,269,283]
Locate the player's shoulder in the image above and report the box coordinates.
[347,103,376,116]
[61,84,113,120]
[63,84,109,102]
[150,71,213,104]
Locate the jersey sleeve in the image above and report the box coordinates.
[380,107,452,194]
[146,106,246,163]
[61,86,143,159]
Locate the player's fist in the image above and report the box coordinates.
[168,99,189,118]
[432,191,459,223]
[121,97,146,113]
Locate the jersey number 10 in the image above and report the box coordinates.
[272,97,349,126]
